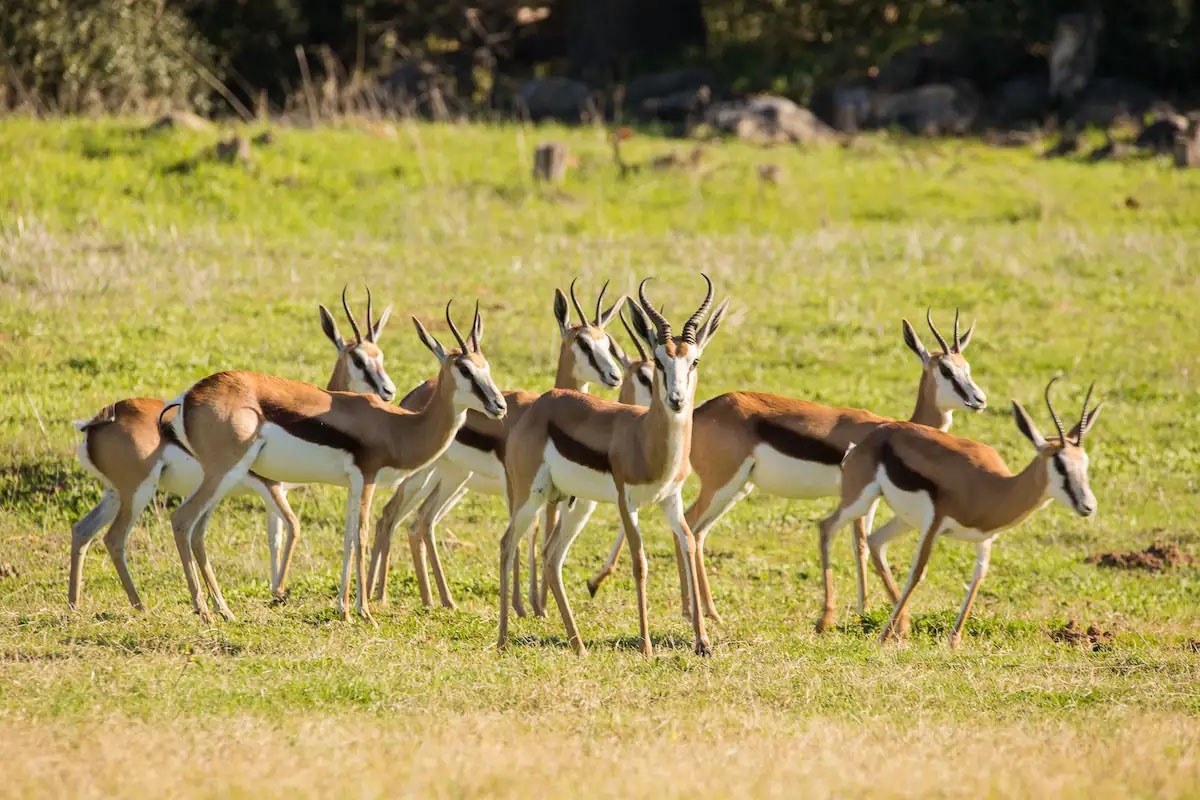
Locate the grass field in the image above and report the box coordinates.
[1,117,1199,798]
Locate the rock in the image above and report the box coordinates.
[704,95,835,145]
[515,77,593,123]
[532,142,570,183]
[873,83,980,135]
[991,75,1050,125]
[1135,109,1188,154]
[638,86,712,124]
[626,68,715,109]
[830,86,872,133]
[1050,12,1103,102]
[1174,120,1200,168]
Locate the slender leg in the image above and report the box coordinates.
[948,540,992,650]
[613,492,652,657]
[355,481,377,623]
[816,484,880,633]
[422,474,470,609]
[662,492,710,656]
[587,526,625,598]
[881,515,942,644]
[259,482,299,597]
[851,499,879,617]
[498,499,539,650]
[68,490,120,609]
[543,498,599,656]
[407,482,437,607]
[191,509,235,621]
[867,516,913,632]
[687,476,753,623]
[338,472,366,621]
[265,511,283,589]
[532,502,559,617]
[102,481,157,611]
[369,466,437,604]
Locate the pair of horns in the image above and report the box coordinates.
[444,299,481,353]
[1044,375,1096,445]
[341,285,380,344]
[926,307,973,354]
[568,278,611,327]
[638,273,714,345]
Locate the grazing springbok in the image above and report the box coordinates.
[818,376,1101,648]
[498,275,729,656]
[68,287,395,611]
[586,310,987,630]
[162,301,506,624]
[363,280,626,612]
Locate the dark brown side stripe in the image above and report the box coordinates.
[755,418,845,466]
[881,441,938,500]
[456,425,500,454]
[549,421,610,473]
[259,399,364,458]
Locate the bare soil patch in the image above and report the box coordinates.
[1049,619,1114,651]
[1087,541,1194,571]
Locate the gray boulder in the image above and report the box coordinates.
[704,95,835,145]
[516,77,593,123]
[873,83,980,135]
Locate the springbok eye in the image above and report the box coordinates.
[938,363,954,380]
[690,358,700,371]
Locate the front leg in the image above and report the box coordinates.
[355,480,378,625]
[616,491,653,657]
[339,471,366,622]
[881,515,941,644]
[948,539,992,650]
[661,491,710,656]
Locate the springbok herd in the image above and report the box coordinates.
[69,275,1102,656]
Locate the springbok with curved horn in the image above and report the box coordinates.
[163,301,506,624]
[586,309,987,631]
[818,376,1101,648]
[498,275,729,656]
[362,279,627,612]
[68,287,395,611]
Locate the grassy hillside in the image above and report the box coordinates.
[1,118,1198,798]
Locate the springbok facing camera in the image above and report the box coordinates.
[818,376,1102,648]
[162,302,506,624]
[586,309,987,633]
[68,287,395,611]
[363,280,627,613]
[499,275,729,657]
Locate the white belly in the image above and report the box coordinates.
[625,478,684,509]
[249,423,353,486]
[749,444,841,499]
[159,445,204,497]
[442,440,505,493]
[545,443,619,504]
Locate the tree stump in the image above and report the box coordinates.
[1174,120,1200,168]
[532,142,570,183]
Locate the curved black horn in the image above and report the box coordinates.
[682,273,714,344]
[569,278,588,326]
[951,308,961,353]
[342,285,363,344]
[365,285,376,343]
[593,279,610,325]
[1044,375,1067,444]
[926,307,950,354]
[1077,382,1096,445]
[470,300,481,352]
[445,300,469,352]
[638,278,672,343]
[619,309,648,362]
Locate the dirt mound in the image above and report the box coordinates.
[0,563,18,579]
[1086,541,1194,571]
[1049,619,1114,651]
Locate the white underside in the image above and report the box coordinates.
[749,443,842,499]
[250,423,357,486]
[439,439,504,495]
[874,465,1034,544]
[542,442,681,508]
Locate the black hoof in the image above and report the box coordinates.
[270,590,289,606]
[695,642,713,657]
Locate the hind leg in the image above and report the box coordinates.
[68,491,120,609]
[422,474,471,610]
[685,467,754,623]
[498,497,540,650]
[543,498,598,656]
[816,481,881,634]
[880,515,941,644]
[103,472,161,611]
[867,516,913,634]
[370,466,437,605]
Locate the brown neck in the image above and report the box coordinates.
[909,369,952,431]
[554,340,589,392]
[989,455,1051,530]
[383,367,465,470]
[637,374,693,484]
[326,356,350,392]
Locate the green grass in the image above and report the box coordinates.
[1,117,1199,798]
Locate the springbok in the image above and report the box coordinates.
[498,275,729,656]
[586,310,987,631]
[161,301,506,624]
[68,288,395,611]
[818,376,1101,648]
[362,280,627,612]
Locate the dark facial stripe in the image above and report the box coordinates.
[755,419,845,466]
[939,361,971,403]
[1052,455,1082,509]
[351,351,383,396]
[636,368,652,391]
[577,337,606,378]
[458,361,492,407]
[549,421,611,473]
[259,399,364,458]
[881,441,938,500]
[456,425,500,454]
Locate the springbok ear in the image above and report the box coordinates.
[624,297,658,355]
[412,316,448,363]
[1012,400,1048,450]
[596,296,626,329]
[371,304,393,342]
[319,305,345,351]
[697,298,730,348]
[956,320,976,352]
[608,332,633,369]
[902,319,929,364]
[553,289,571,336]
